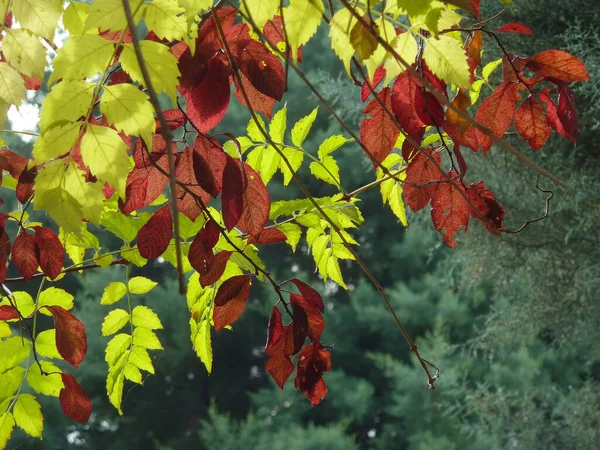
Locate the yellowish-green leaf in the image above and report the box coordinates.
[0,98,9,130]
[0,291,35,318]
[364,18,396,82]
[482,58,502,81]
[326,251,347,289]
[194,318,212,373]
[35,329,62,359]
[129,346,154,374]
[131,305,163,330]
[12,0,61,40]
[284,0,324,62]
[101,282,128,305]
[49,34,115,84]
[350,17,379,61]
[101,210,151,243]
[124,362,143,384]
[85,0,143,32]
[278,223,302,252]
[0,62,25,106]
[2,29,46,79]
[40,81,95,132]
[63,164,106,225]
[0,413,15,450]
[291,107,318,147]
[38,287,74,316]
[106,370,125,415]
[397,0,432,17]
[63,1,90,35]
[0,367,25,402]
[132,327,163,349]
[144,0,187,41]
[27,362,63,397]
[269,106,287,144]
[101,84,155,145]
[178,0,213,24]
[384,31,419,84]
[33,122,83,163]
[13,394,43,438]
[240,0,278,29]
[318,135,351,158]
[128,276,158,295]
[247,115,266,141]
[121,245,148,267]
[423,34,470,88]
[280,146,303,186]
[0,322,11,338]
[329,8,358,76]
[105,334,131,366]
[309,156,340,186]
[34,186,84,234]
[81,125,132,199]
[102,309,131,336]
[120,41,181,104]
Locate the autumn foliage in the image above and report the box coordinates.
[0,0,590,447]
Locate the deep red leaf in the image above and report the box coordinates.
[199,251,233,287]
[59,374,92,423]
[360,87,400,167]
[415,90,444,127]
[193,152,221,198]
[221,156,244,231]
[0,305,19,320]
[291,302,309,354]
[391,72,426,159]
[175,146,211,220]
[156,109,185,132]
[266,306,283,351]
[555,83,579,142]
[294,343,331,406]
[0,226,10,283]
[23,74,42,90]
[403,148,443,212]
[137,203,172,259]
[526,50,590,82]
[237,163,270,237]
[189,219,221,275]
[283,278,325,313]
[213,276,251,331]
[214,275,250,306]
[538,88,574,141]
[0,149,28,180]
[12,231,39,280]
[466,181,504,234]
[184,58,232,133]
[475,82,519,154]
[247,228,287,245]
[265,324,295,389]
[290,293,325,343]
[16,168,36,204]
[497,22,534,36]
[233,75,276,119]
[361,66,386,102]
[33,227,64,280]
[233,39,284,101]
[430,172,471,248]
[514,96,552,150]
[46,306,87,368]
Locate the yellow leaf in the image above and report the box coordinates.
[131,305,163,330]
[35,329,62,359]
[309,156,340,186]
[0,62,25,106]
[329,8,358,76]
[423,34,470,88]
[13,394,43,438]
[101,282,128,305]
[120,41,181,104]
[350,17,379,61]
[240,0,279,29]
[80,125,132,199]
[37,287,74,316]
[85,0,143,33]
[100,84,155,145]
[33,122,83,163]
[63,164,106,225]
[384,31,419,84]
[194,318,212,373]
[364,17,396,82]
[178,0,213,24]
[143,0,188,40]
[129,345,155,374]
[0,412,15,450]
[39,81,95,132]
[27,362,64,397]
[284,0,324,62]
[132,327,163,349]
[49,34,115,84]
[12,0,61,40]
[124,362,143,384]
[102,309,131,336]
[2,29,46,79]
[128,277,158,294]
[63,2,91,36]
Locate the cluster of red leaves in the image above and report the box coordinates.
[358,25,588,246]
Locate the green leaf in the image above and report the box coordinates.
[37,287,74,316]
[35,330,62,359]
[81,125,132,199]
[12,0,61,40]
[105,334,132,366]
[13,394,43,438]
[2,29,46,79]
[0,413,15,450]
[240,0,278,29]
[247,115,266,141]
[0,62,25,106]
[383,31,419,84]
[318,135,352,158]
[0,367,26,403]
[120,41,181,104]
[131,306,163,330]
[49,34,115,84]
[63,2,90,35]
[291,107,318,147]
[128,277,158,295]
[106,369,125,415]
[101,282,128,305]
[329,8,358,76]
[100,84,156,146]
[27,362,63,397]
[280,147,304,186]
[33,122,84,163]
[144,0,188,40]
[129,346,154,374]
[102,309,131,336]
[132,328,163,350]
[101,210,151,243]
[309,156,340,186]
[284,0,324,62]
[482,58,502,81]
[124,362,143,384]
[269,106,287,144]
[194,319,212,373]
[85,0,143,33]
[278,223,302,252]
[423,35,470,88]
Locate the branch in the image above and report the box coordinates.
[121,0,186,295]
[3,258,130,284]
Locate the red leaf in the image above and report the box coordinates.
[23,74,42,90]
[430,173,471,248]
[466,181,504,234]
[137,203,172,259]
[214,275,250,306]
[0,149,28,180]
[46,306,87,368]
[360,87,400,167]
[175,146,211,220]
[403,148,443,212]
[555,83,579,142]
[237,164,270,237]
[266,306,283,351]
[475,82,519,154]
[526,50,590,82]
[12,232,39,279]
[514,96,552,150]
[290,293,325,342]
[221,156,244,231]
[213,276,251,331]
[0,305,19,320]
[391,73,426,158]
[184,58,231,132]
[466,30,482,69]
[361,66,386,102]
[16,168,36,204]
[193,152,221,198]
[199,251,233,287]
[265,324,295,389]
[415,90,444,127]
[156,109,185,132]
[33,227,64,280]
[497,22,534,36]
[233,75,276,119]
[291,302,309,354]
[188,219,221,275]
[59,374,92,423]
[295,343,331,406]
[0,226,10,283]
[247,228,287,245]
[283,278,324,313]
[234,39,285,101]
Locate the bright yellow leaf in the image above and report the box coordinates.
[39,80,95,132]
[13,394,43,438]
[284,0,324,62]
[2,29,46,79]
[143,0,188,40]
[0,62,25,106]
[49,34,115,84]
[12,0,61,40]
[423,34,470,88]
